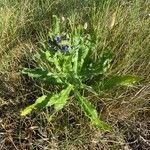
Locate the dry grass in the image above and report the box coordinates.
[0,0,150,149]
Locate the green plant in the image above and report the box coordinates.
[20,15,142,131]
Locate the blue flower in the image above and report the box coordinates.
[53,46,58,52]
[48,39,53,46]
[55,36,61,43]
[48,34,70,55]
[61,45,69,54]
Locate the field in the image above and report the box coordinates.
[0,0,150,149]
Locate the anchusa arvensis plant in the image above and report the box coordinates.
[21,15,142,131]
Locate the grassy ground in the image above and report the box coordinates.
[0,0,150,149]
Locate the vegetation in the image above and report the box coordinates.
[0,0,149,149]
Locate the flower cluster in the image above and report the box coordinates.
[48,35,70,55]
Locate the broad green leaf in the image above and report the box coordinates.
[67,72,83,89]
[78,42,91,72]
[21,85,72,116]
[22,68,63,84]
[46,84,73,111]
[21,105,35,116]
[22,68,48,78]
[72,48,79,74]
[81,51,112,79]
[21,95,47,116]
[98,51,112,73]
[34,50,52,62]
[75,91,112,131]
[78,35,93,72]
[62,55,73,73]
[103,75,143,89]
[35,51,62,72]
[71,26,84,74]
[53,52,62,72]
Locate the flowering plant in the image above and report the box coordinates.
[21,15,142,131]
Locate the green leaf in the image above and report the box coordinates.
[103,75,143,89]
[62,55,73,73]
[34,50,52,62]
[46,84,73,111]
[34,50,62,72]
[53,52,62,72]
[78,38,92,72]
[94,51,112,75]
[21,95,47,116]
[22,68,63,84]
[81,51,112,79]
[52,15,60,35]
[75,91,112,131]
[83,84,98,96]
[72,48,79,74]
[21,85,73,116]
[22,68,48,78]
